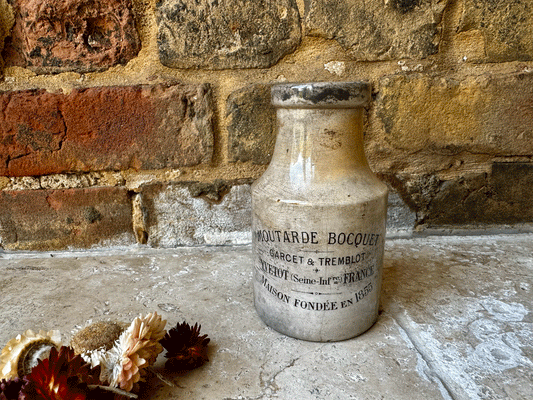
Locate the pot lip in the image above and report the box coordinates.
[271,81,371,108]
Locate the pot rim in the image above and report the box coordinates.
[271,81,371,108]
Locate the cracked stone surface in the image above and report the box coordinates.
[1,234,532,399]
[226,83,276,165]
[157,0,301,69]
[381,162,533,227]
[305,0,448,61]
[457,0,533,62]
[140,181,252,247]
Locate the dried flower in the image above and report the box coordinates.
[84,312,166,392]
[0,330,61,380]
[23,346,101,400]
[121,312,167,368]
[160,322,210,372]
[70,322,125,355]
[0,377,29,400]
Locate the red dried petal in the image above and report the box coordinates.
[22,346,102,400]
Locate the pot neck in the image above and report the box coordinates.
[270,107,369,185]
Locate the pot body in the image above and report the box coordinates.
[252,82,388,342]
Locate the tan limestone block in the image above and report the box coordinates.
[376,72,533,156]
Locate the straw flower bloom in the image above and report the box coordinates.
[0,330,61,380]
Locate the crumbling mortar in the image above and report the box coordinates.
[131,191,148,244]
[494,155,533,163]
[186,178,254,204]
[1,169,259,192]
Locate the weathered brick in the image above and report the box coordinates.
[157,0,301,69]
[141,180,252,246]
[457,0,533,62]
[0,83,214,177]
[0,187,134,250]
[375,72,533,157]
[3,0,141,74]
[305,0,448,61]
[226,84,275,165]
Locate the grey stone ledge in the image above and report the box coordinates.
[1,233,532,399]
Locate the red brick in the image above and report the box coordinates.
[3,0,141,74]
[0,83,214,177]
[0,187,134,250]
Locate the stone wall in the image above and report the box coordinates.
[0,0,532,250]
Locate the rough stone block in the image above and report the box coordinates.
[457,0,533,62]
[157,0,301,69]
[0,0,14,71]
[375,72,533,157]
[386,162,533,227]
[386,191,416,233]
[0,83,214,177]
[0,187,134,250]
[3,0,141,74]
[305,0,448,61]
[491,162,533,217]
[226,84,275,165]
[141,180,252,246]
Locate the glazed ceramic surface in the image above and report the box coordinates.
[252,82,388,342]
